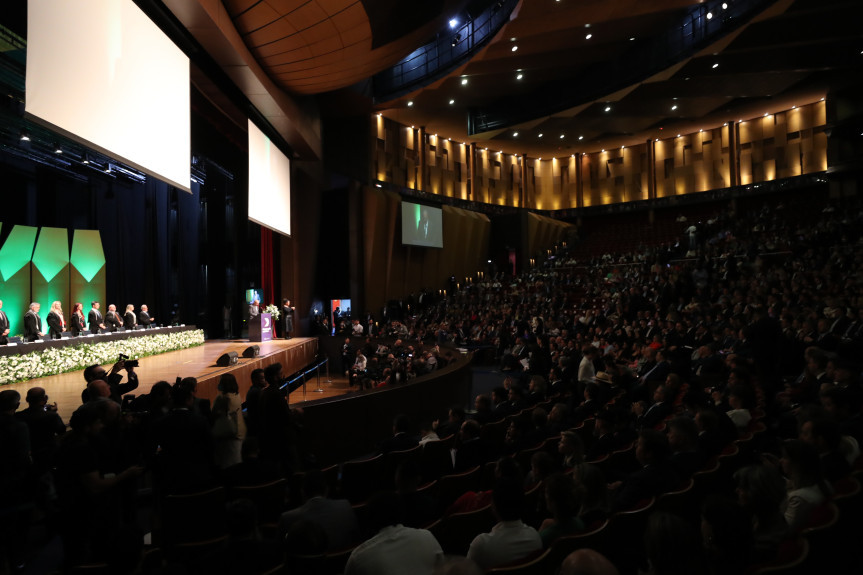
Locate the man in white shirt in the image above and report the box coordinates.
[467,478,542,570]
[345,491,443,575]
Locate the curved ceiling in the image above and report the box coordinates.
[222,0,470,94]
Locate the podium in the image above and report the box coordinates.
[248,313,273,342]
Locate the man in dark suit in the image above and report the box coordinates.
[104,304,123,332]
[138,304,154,328]
[0,299,10,344]
[633,385,674,430]
[88,301,106,334]
[379,414,420,454]
[23,302,44,342]
[610,430,679,512]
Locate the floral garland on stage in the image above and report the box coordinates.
[0,329,205,385]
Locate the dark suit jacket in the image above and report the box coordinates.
[105,311,122,332]
[88,308,103,333]
[0,309,10,344]
[637,401,673,430]
[47,311,64,339]
[71,313,85,336]
[24,311,43,341]
[138,311,153,328]
[380,432,420,455]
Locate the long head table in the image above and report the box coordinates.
[0,325,198,357]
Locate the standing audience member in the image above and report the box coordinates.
[212,373,247,468]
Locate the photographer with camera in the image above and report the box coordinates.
[81,356,139,405]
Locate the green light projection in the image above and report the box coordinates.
[32,227,71,328]
[70,230,106,282]
[0,225,38,337]
[0,225,37,281]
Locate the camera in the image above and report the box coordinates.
[119,354,140,368]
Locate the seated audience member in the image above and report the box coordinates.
[539,472,585,546]
[466,478,542,570]
[587,410,619,460]
[666,416,706,479]
[280,468,358,552]
[547,402,572,434]
[632,385,674,430]
[434,405,466,439]
[572,463,609,526]
[418,421,440,445]
[609,430,679,512]
[345,490,443,575]
[701,496,754,575]
[559,549,620,575]
[798,415,852,482]
[204,499,283,575]
[454,419,496,472]
[726,384,756,430]
[447,457,523,515]
[396,460,437,528]
[472,393,497,425]
[380,413,420,454]
[733,464,789,559]
[558,430,586,470]
[572,382,603,424]
[779,439,830,532]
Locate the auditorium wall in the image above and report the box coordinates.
[371,100,828,209]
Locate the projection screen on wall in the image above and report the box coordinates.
[25,0,191,192]
[248,119,292,237]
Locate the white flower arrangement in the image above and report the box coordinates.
[0,329,205,385]
[264,304,281,320]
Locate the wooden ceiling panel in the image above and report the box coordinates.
[233,2,281,32]
[284,1,329,31]
[300,20,341,51]
[317,0,362,17]
[246,21,300,48]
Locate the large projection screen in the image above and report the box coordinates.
[248,120,292,237]
[26,0,191,192]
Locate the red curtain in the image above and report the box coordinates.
[261,227,274,307]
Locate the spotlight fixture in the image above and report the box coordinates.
[578,136,584,140]
[511,45,518,52]
[706,12,713,19]
[671,105,678,111]
[604,106,611,112]
[559,134,564,139]
[407,101,414,107]
[19,131,30,142]
[585,34,592,40]
[461,77,468,85]
[629,37,635,41]
[712,63,719,69]
[449,99,455,105]
[451,34,461,46]
[722,2,728,8]
[516,73,523,80]
[82,154,90,164]
[53,143,62,154]
[449,18,458,28]
[513,132,519,137]
[538,133,543,138]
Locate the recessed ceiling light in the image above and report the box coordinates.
[537,157,541,161]
[538,133,543,138]
[712,63,719,69]
[407,101,413,107]
[604,106,611,112]
[449,99,455,104]
[792,105,797,109]
[578,136,583,140]
[511,45,518,52]
[449,18,458,28]
[723,123,727,126]
[584,23,591,28]
[655,138,659,142]
[764,112,769,117]
[677,134,681,138]
[585,34,592,40]
[706,12,713,20]
[621,145,625,149]
[377,113,382,117]
[516,73,523,80]
[629,37,635,41]
[821,97,825,101]
[559,134,565,139]
[601,149,605,153]
[54,144,63,154]
[461,78,468,85]
[513,132,519,137]
[510,37,516,42]
[722,2,728,9]
[671,105,678,111]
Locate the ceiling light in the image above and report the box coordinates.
[513,132,519,137]
[461,77,468,85]
[538,133,543,138]
[19,131,30,142]
[792,105,797,109]
[449,99,455,104]
[629,37,635,41]
[764,112,769,117]
[706,12,713,20]
[601,149,605,153]
[677,134,681,138]
[571,154,575,157]
[655,138,659,142]
[449,18,458,28]
[712,63,719,69]
[54,143,62,154]
[516,73,523,80]
[820,97,825,101]
[604,106,611,112]
[82,155,89,164]
[377,113,382,117]
[510,37,516,41]
[585,23,591,28]
[451,34,461,46]
[511,45,518,52]
[559,134,565,139]
[578,136,584,140]
[585,34,592,40]
[537,157,541,161]
[723,123,727,126]
[671,105,678,111]
[621,145,625,149]
[407,101,414,107]
[722,3,728,9]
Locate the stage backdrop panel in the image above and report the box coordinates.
[0,225,38,337]
[31,227,71,329]
[70,230,106,317]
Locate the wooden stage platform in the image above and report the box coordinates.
[4,337,352,423]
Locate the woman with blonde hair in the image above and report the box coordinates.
[124,304,137,330]
[47,300,65,339]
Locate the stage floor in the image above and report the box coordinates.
[4,337,353,423]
